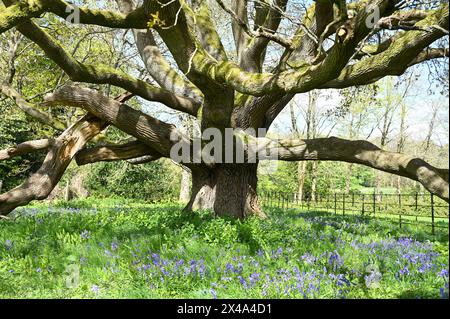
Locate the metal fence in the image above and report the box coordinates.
[259,191,449,235]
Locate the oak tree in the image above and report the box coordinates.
[0,0,449,217]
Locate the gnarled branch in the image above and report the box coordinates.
[267,136,449,202]
[76,140,160,166]
[43,86,189,157]
[15,20,199,115]
[0,138,53,161]
[0,114,106,215]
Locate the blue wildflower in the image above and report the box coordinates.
[91,285,100,295]
[4,240,13,251]
[210,288,217,299]
[80,230,90,240]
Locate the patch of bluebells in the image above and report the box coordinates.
[134,252,208,282]
[439,269,449,299]
[6,206,447,299]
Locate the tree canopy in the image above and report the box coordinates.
[0,0,449,217]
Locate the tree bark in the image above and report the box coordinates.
[345,163,353,194]
[185,164,266,219]
[297,161,307,204]
[179,168,191,203]
[310,161,318,202]
[0,114,106,215]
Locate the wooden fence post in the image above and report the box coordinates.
[334,193,337,215]
[373,193,376,216]
[343,193,346,216]
[415,193,418,211]
[362,194,365,215]
[431,193,435,236]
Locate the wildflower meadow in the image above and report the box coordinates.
[0,199,448,299]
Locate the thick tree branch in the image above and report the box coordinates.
[267,136,449,202]
[323,5,449,88]
[116,0,203,105]
[0,114,106,215]
[75,140,160,166]
[43,86,188,157]
[0,138,53,161]
[0,0,147,34]
[0,1,44,34]
[15,20,199,115]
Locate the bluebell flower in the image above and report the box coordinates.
[238,276,247,288]
[440,269,449,278]
[91,285,100,295]
[80,230,90,240]
[5,240,13,251]
[111,241,119,251]
[398,267,410,276]
[249,273,260,286]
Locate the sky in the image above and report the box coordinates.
[270,64,449,146]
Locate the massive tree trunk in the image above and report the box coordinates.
[185,164,266,219]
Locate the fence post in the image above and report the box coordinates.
[343,193,346,216]
[362,194,365,215]
[399,214,402,229]
[373,193,376,216]
[334,193,337,215]
[415,193,418,211]
[431,193,435,236]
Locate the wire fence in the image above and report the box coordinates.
[259,191,449,235]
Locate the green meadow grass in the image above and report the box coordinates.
[0,199,448,299]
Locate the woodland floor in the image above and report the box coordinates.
[0,199,448,299]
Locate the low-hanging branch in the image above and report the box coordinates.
[43,86,190,157]
[76,140,161,166]
[267,136,449,202]
[0,138,53,161]
[0,114,106,215]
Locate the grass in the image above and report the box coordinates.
[0,198,448,299]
